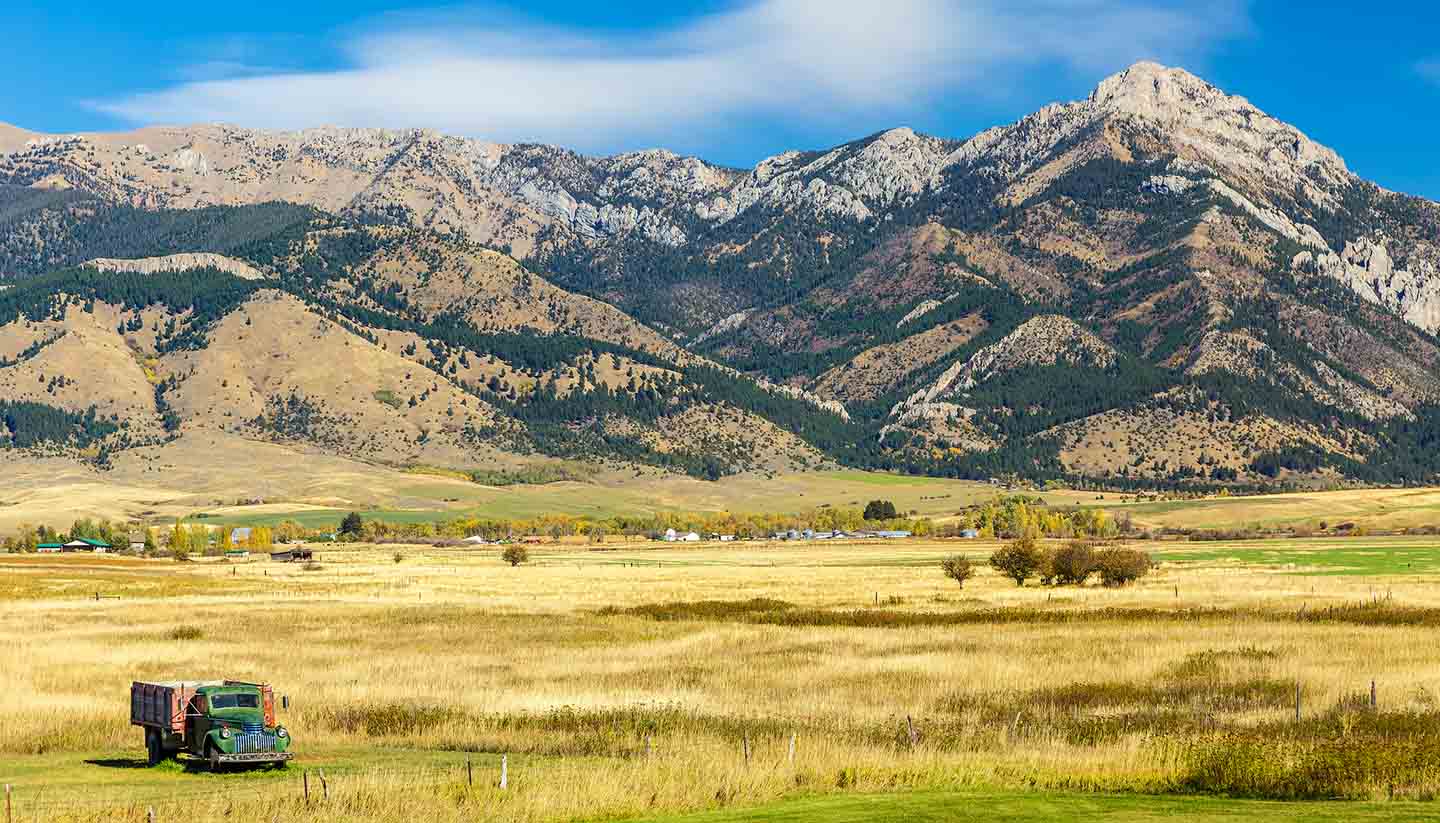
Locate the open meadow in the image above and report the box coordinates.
[6,534,1440,822]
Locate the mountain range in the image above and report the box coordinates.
[3,61,1439,490]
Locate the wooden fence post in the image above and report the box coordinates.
[645,734,653,759]
[303,770,310,804]
[1371,680,1378,710]
[788,732,796,765]
[742,732,751,764]
[467,759,473,787]
[1295,681,1302,722]
[6,783,12,823]
[906,715,919,748]
[147,807,155,823]
[318,768,328,800]
[500,754,508,790]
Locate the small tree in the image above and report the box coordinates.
[143,529,157,556]
[863,500,898,521]
[339,512,364,539]
[191,524,214,556]
[501,544,529,567]
[1093,547,1152,587]
[940,555,974,588]
[170,521,191,555]
[1052,540,1097,585]
[218,528,234,553]
[989,535,1043,587]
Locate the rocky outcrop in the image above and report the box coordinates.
[1294,240,1440,333]
[85,253,267,280]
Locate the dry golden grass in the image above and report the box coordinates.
[4,539,1440,820]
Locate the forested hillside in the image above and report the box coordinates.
[3,62,1439,488]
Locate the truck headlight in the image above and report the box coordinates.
[276,726,288,738]
[220,727,231,739]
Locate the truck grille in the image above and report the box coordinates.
[235,732,277,753]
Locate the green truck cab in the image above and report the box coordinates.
[131,680,294,770]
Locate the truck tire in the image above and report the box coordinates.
[146,729,164,766]
[207,743,223,773]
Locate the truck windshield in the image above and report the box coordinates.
[210,693,260,710]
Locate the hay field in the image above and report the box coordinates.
[4,538,1440,822]
[1120,487,1440,531]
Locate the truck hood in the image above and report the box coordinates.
[210,707,266,727]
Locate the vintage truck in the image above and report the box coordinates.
[131,680,295,769]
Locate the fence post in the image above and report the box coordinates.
[906,715,919,748]
[467,759,473,787]
[303,770,310,804]
[1295,681,1302,722]
[147,807,155,823]
[742,732,751,764]
[1371,680,1378,710]
[788,732,796,765]
[6,784,12,823]
[318,768,328,800]
[645,734,653,759]
[500,754,508,790]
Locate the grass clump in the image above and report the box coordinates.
[167,625,204,641]
[599,598,795,622]
[324,702,462,737]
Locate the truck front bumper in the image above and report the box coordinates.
[216,751,295,764]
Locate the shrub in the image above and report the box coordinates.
[502,544,530,566]
[1093,547,1152,586]
[939,555,974,588]
[168,625,203,641]
[392,551,404,564]
[1052,540,1097,585]
[989,536,1044,586]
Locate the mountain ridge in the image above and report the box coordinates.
[3,62,1440,489]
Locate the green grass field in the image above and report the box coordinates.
[627,790,1440,823]
[1154,537,1440,576]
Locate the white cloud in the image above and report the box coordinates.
[94,0,1249,151]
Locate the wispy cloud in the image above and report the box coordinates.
[94,0,1249,151]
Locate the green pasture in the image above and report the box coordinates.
[627,790,1440,823]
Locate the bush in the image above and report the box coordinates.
[1093,547,1152,586]
[939,555,974,588]
[989,535,1044,586]
[167,625,203,641]
[392,551,404,564]
[502,544,529,566]
[1052,540,1097,585]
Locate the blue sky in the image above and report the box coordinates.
[6,1,1440,199]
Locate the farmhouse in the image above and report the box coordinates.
[37,542,63,553]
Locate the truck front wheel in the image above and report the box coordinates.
[145,730,164,766]
[207,743,223,773]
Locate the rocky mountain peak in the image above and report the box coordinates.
[1090,61,1350,185]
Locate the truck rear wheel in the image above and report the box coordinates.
[145,730,164,766]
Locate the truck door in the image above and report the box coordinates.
[186,695,209,752]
